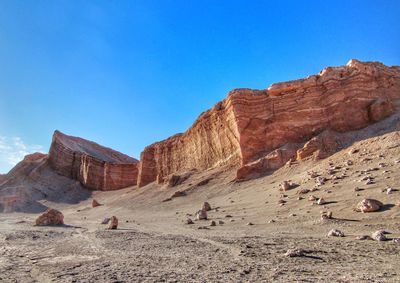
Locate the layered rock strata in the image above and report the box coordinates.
[138,59,400,185]
[48,131,138,190]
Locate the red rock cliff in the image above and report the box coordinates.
[138,59,400,186]
[48,131,138,190]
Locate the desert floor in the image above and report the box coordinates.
[1,130,400,282]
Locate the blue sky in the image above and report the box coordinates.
[0,0,399,173]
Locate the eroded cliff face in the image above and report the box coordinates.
[48,131,139,190]
[138,100,241,187]
[138,59,400,186]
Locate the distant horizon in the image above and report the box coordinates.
[1,1,400,173]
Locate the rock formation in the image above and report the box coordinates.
[48,131,139,190]
[35,208,64,226]
[138,59,400,186]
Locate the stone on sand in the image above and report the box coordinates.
[35,209,64,226]
[328,229,344,237]
[195,209,207,220]
[92,199,101,207]
[284,248,306,257]
[202,202,212,211]
[355,199,383,213]
[108,216,118,229]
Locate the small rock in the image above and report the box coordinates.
[186,218,194,225]
[281,181,292,191]
[195,209,208,220]
[218,220,224,225]
[101,217,110,224]
[317,198,326,205]
[328,229,345,237]
[308,195,317,201]
[372,230,387,241]
[247,222,254,226]
[393,238,400,244]
[202,202,212,211]
[386,188,394,194]
[321,211,333,220]
[210,220,216,226]
[269,219,276,223]
[92,199,101,208]
[108,216,118,230]
[284,248,306,257]
[225,214,233,218]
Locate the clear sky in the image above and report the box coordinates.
[0,0,399,173]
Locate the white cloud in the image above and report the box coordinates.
[0,136,45,173]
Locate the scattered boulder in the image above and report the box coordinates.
[296,130,339,160]
[284,248,306,257]
[281,181,292,191]
[101,217,111,224]
[328,229,345,237]
[108,216,118,229]
[308,195,317,201]
[372,230,387,241]
[35,209,64,226]
[92,199,101,208]
[317,198,326,205]
[195,209,207,220]
[202,202,212,211]
[355,199,383,213]
[321,211,333,220]
[165,172,193,187]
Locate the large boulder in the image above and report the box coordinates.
[35,209,64,226]
[355,199,383,213]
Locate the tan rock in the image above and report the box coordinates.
[355,199,383,213]
[108,216,118,229]
[372,230,387,241]
[284,248,306,257]
[202,202,212,211]
[195,209,207,220]
[328,229,345,237]
[35,209,64,226]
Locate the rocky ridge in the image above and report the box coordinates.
[48,131,139,190]
[138,59,400,186]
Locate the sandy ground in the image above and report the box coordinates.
[1,125,400,282]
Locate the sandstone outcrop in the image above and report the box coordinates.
[35,208,64,226]
[138,60,400,186]
[48,131,139,190]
